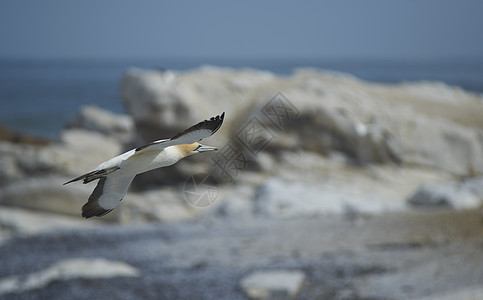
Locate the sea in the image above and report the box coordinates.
[1,58,482,139]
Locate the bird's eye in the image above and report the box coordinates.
[195,145,202,150]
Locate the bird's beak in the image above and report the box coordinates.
[197,144,218,152]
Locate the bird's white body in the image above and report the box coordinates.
[96,145,184,177]
[87,145,195,215]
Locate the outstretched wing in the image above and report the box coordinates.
[63,166,120,185]
[135,112,225,153]
[81,175,135,218]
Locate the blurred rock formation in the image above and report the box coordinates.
[0,67,482,227]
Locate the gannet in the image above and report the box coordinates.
[64,112,225,218]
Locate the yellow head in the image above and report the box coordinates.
[177,142,218,157]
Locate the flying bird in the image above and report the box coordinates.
[64,112,225,218]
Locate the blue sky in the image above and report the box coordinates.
[1,0,483,61]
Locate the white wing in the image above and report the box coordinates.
[134,112,224,154]
[81,175,135,218]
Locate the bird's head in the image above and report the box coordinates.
[179,142,218,157]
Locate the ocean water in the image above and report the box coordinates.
[1,58,482,139]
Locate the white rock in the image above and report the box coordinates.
[0,206,98,235]
[0,141,40,184]
[240,270,305,299]
[120,67,271,143]
[55,128,122,170]
[0,129,123,185]
[253,150,456,217]
[461,176,483,198]
[255,178,347,216]
[0,176,118,221]
[0,258,139,296]
[66,105,134,142]
[120,66,483,177]
[407,182,482,209]
[54,128,123,174]
[119,188,199,223]
[254,176,405,217]
[0,150,21,184]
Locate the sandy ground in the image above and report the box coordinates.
[0,208,482,299]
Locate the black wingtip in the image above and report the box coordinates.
[63,171,92,186]
[81,178,116,218]
[63,178,78,185]
[211,112,225,135]
[81,203,113,218]
[218,112,225,121]
[209,112,224,123]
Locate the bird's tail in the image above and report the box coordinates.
[63,167,119,185]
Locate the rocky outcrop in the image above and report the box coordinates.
[121,67,483,177]
[0,129,122,186]
[240,270,305,299]
[1,66,482,228]
[118,188,200,223]
[0,206,98,236]
[0,258,139,296]
[65,105,134,143]
[407,177,483,209]
[120,67,274,143]
[213,151,455,218]
[0,141,51,185]
[0,176,114,219]
[0,126,124,222]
